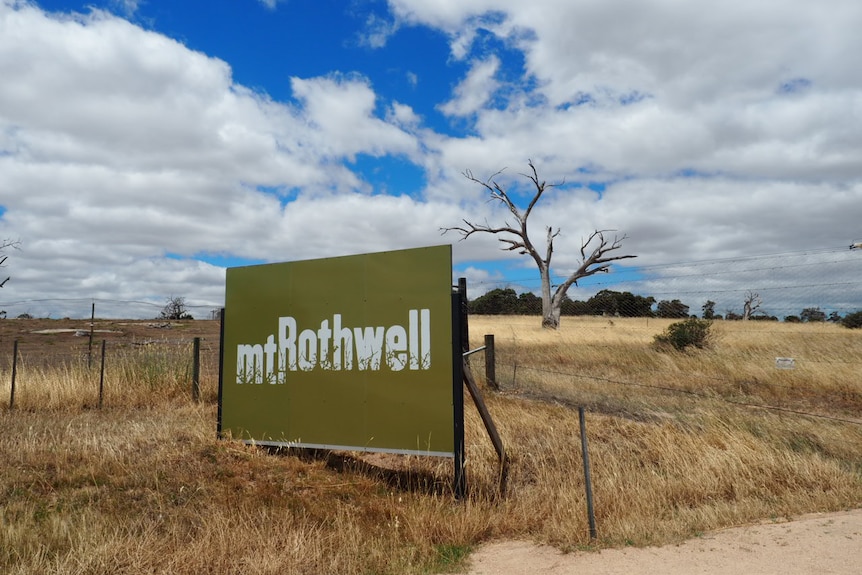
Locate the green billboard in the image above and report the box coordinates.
[219,245,456,456]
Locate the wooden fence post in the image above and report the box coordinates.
[464,361,508,496]
[484,334,497,390]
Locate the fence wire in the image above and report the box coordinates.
[1,334,221,410]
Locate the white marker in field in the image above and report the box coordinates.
[775,357,796,370]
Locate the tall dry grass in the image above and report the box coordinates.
[1,318,860,574]
[473,316,862,420]
[1,341,217,410]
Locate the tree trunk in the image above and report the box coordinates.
[539,265,560,329]
[542,306,561,329]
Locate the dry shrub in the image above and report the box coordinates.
[653,318,714,350]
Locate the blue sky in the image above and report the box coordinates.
[140,0,460,122]
[1,0,861,318]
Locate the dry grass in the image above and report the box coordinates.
[474,316,862,420]
[1,317,861,574]
[2,341,210,410]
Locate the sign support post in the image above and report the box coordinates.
[217,308,225,438]
[452,286,466,499]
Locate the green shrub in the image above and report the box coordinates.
[840,310,862,329]
[654,318,714,350]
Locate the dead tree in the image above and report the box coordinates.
[160,296,194,320]
[742,291,762,321]
[442,161,636,329]
[0,238,20,288]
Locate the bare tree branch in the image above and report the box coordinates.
[442,163,636,329]
[0,238,20,289]
[743,291,763,321]
[444,162,554,273]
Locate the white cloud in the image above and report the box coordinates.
[358,12,399,48]
[289,74,419,161]
[455,265,507,299]
[111,0,139,17]
[387,0,493,30]
[387,102,422,128]
[393,0,862,183]
[439,56,500,117]
[392,0,862,102]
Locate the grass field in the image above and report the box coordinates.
[1,316,860,574]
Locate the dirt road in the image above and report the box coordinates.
[466,509,862,575]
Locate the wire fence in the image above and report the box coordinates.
[1,333,222,410]
[1,318,859,435]
[502,363,862,426]
[468,318,862,430]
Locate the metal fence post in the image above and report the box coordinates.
[192,337,201,403]
[579,406,598,540]
[88,301,95,368]
[452,282,467,499]
[98,339,106,409]
[458,277,469,353]
[9,339,18,409]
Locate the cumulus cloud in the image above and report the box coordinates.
[290,74,419,161]
[439,57,500,117]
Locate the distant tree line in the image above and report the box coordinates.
[468,288,692,318]
[469,288,862,325]
[469,288,660,317]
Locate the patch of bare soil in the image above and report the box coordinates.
[465,509,862,575]
[0,318,221,368]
